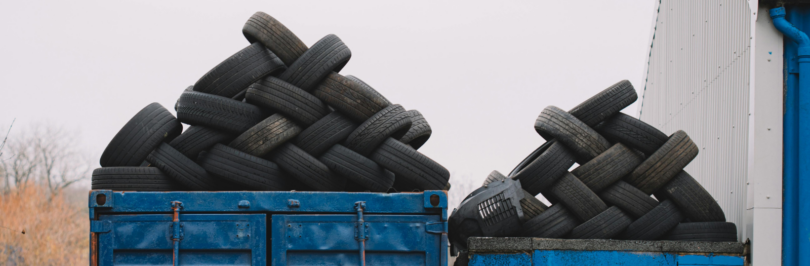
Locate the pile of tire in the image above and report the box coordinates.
[451,80,736,250]
[91,12,450,193]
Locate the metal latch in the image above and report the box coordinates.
[170,201,184,266]
[355,201,368,266]
[90,220,112,233]
[425,221,447,234]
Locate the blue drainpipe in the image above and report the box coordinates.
[772,6,810,266]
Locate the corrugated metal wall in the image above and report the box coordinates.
[640,0,751,238]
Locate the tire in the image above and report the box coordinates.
[520,204,578,238]
[198,144,289,191]
[229,114,303,156]
[626,130,699,194]
[482,170,507,186]
[344,104,412,156]
[534,106,611,162]
[268,143,346,191]
[520,190,548,221]
[569,206,632,239]
[548,173,608,222]
[278,34,351,92]
[312,73,391,122]
[176,91,268,134]
[192,42,286,98]
[622,200,684,240]
[242,12,308,66]
[598,181,659,219]
[511,141,576,196]
[567,80,637,127]
[665,222,737,242]
[398,110,432,150]
[168,126,236,160]
[91,167,180,191]
[319,144,395,192]
[656,171,726,222]
[100,103,182,167]
[246,77,329,126]
[370,138,450,191]
[595,113,668,156]
[146,143,222,190]
[293,112,358,157]
[571,143,643,192]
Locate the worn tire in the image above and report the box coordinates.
[656,171,726,222]
[622,200,684,240]
[534,106,611,162]
[293,112,358,156]
[549,173,608,222]
[100,103,182,167]
[344,104,412,156]
[398,110,432,150]
[229,114,302,156]
[521,204,579,238]
[568,80,637,127]
[520,190,548,221]
[370,138,450,191]
[512,141,576,196]
[599,181,659,219]
[168,126,235,160]
[268,143,345,191]
[278,34,351,91]
[176,91,267,134]
[482,170,507,186]
[246,77,329,126]
[665,222,737,242]
[146,143,221,190]
[571,143,643,192]
[198,144,289,191]
[319,144,395,192]
[313,73,391,122]
[242,12,308,66]
[91,167,180,191]
[192,42,286,98]
[596,113,668,156]
[570,206,632,239]
[626,130,699,194]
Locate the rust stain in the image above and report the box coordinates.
[90,233,98,266]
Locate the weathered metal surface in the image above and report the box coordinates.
[467,237,745,254]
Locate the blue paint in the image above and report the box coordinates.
[773,6,810,266]
[469,250,743,266]
[469,253,532,266]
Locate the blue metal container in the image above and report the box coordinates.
[87,190,448,266]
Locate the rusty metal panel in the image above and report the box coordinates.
[640,0,751,240]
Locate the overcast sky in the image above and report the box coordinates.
[0,1,656,189]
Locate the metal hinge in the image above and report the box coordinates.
[355,201,367,266]
[90,220,112,233]
[171,201,184,266]
[426,221,448,234]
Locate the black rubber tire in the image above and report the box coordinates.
[197,144,289,191]
[534,106,612,162]
[246,77,329,126]
[268,143,346,191]
[520,190,548,221]
[229,114,303,156]
[599,181,659,219]
[571,143,643,192]
[656,171,726,222]
[168,126,235,160]
[595,113,668,156]
[570,206,633,239]
[567,80,637,127]
[508,143,549,177]
[175,91,267,134]
[242,11,308,66]
[91,167,180,191]
[626,130,699,194]
[319,144,395,192]
[145,143,221,190]
[344,104,412,156]
[192,42,286,98]
[622,200,684,240]
[398,110,432,150]
[548,173,608,222]
[293,112,358,157]
[278,34,351,92]
[521,204,579,238]
[100,103,182,167]
[482,170,507,186]
[313,73,391,122]
[665,222,737,242]
[231,88,248,101]
[512,141,576,196]
[370,138,450,191]
[454,251,469,266]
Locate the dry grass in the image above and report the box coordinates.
[0,183,88,265]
